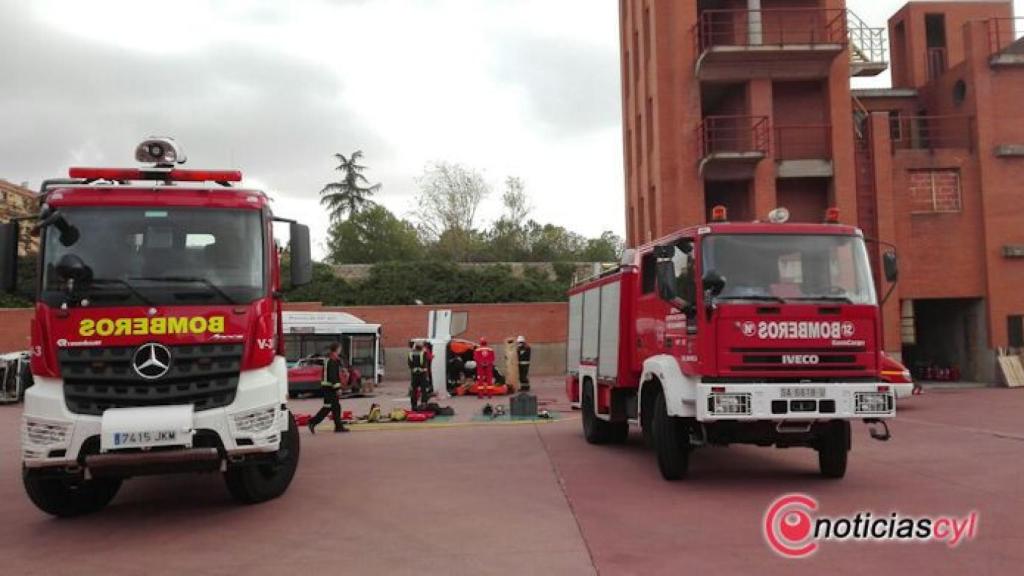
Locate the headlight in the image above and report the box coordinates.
[710,393,752,415]
[22,418,72,446]
[232,407,278,434]
[855,392,893,414]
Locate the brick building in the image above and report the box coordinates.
[0,179,39,254]
[620,0,1024,382]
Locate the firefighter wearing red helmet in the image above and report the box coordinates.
[473,337,496,399]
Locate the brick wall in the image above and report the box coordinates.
[284,301,569,377]
[0,308,33,353]
[0,302,570,376]
[909,169,961,213]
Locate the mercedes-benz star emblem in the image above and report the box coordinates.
[132,343,172,380]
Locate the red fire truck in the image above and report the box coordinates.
[565,207,898,480]
[0,138,313,516]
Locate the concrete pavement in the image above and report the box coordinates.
[1,379,1023,575]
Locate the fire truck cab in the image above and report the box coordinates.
[0,138,313,516]
[566,207,898,480]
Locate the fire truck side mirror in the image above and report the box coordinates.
[702,270,726,297]
[290,223,313,287]
[882,250,898,283]
[0,222,17,293]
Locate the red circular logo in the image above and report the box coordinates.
[764,494,819,558]
[741,321,757,337]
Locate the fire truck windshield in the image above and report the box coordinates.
[702,234,877,305]
[40,207,265,306]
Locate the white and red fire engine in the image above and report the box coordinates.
[565,206,899,480]
[0,138,313,516]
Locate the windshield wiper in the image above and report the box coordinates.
[130,276,238,305]
[717,295,787,304]
[89,278,155,306]
[788,295,855,304]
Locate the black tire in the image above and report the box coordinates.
[640,389,657,449]
[818,421,850,479]
[23,470,121,518]
[581,382,628,445]
[224,412,301,504]
[652,391,691,481]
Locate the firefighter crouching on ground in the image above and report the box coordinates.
[474,337,496,398]
[516,335,532,392]
[408,341,431,411]
[308,342,349,433]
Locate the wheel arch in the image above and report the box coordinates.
[640,355,698,418]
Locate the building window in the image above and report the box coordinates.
[646,97,654,153]
[633,29,640,93]
[953,80,967,106]
[648,184,656,238]
[889,111,903,141]
[908,169,962,213]
[626,128,633,178]
[1010,315,1024,348]
[636,113,642,170]
[643,5,651,64]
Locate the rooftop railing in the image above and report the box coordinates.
[695,8,848,53]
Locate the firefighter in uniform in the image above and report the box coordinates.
[516,335,532,392]
[473,338,496,399]
[308,343,349,433]
[408,341,430,411]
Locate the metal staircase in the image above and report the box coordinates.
[847,10,887,77]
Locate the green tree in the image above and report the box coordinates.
[485,176,532,262]
[326,205,423,264]
[319,150,381,222]
[526,221,586,262]
[580,231,623,262]
[413,161,490,261]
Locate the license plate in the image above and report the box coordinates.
[780,387,826,399]
[101,405,194,452]
[110,430,180,448]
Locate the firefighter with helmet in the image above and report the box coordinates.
[408,341,430,411]
[473,337,496,398]
[516,335,532,392]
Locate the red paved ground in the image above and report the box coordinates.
[1,379,1022,575]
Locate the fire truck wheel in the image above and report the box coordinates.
[581,382,628,444]
[817,421,850,479]
[23,470,122,518]
[653,392,691,480]
[224,412,301,504]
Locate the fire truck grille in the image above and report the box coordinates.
[59,344,244,416]
[728,346,866,373]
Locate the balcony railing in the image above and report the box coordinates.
[987,17,1024,58]
[699,115,770,158]
[847,10,887,72]
[695,8,848,53]
[891,115,974,152]
[774,125,833,160]
[926,47,948,81]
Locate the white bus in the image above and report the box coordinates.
[282,311,384,387]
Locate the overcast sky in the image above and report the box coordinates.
[0,0,1019,258]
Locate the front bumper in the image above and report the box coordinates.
[22,358,289,470]
[695,382,895,422]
